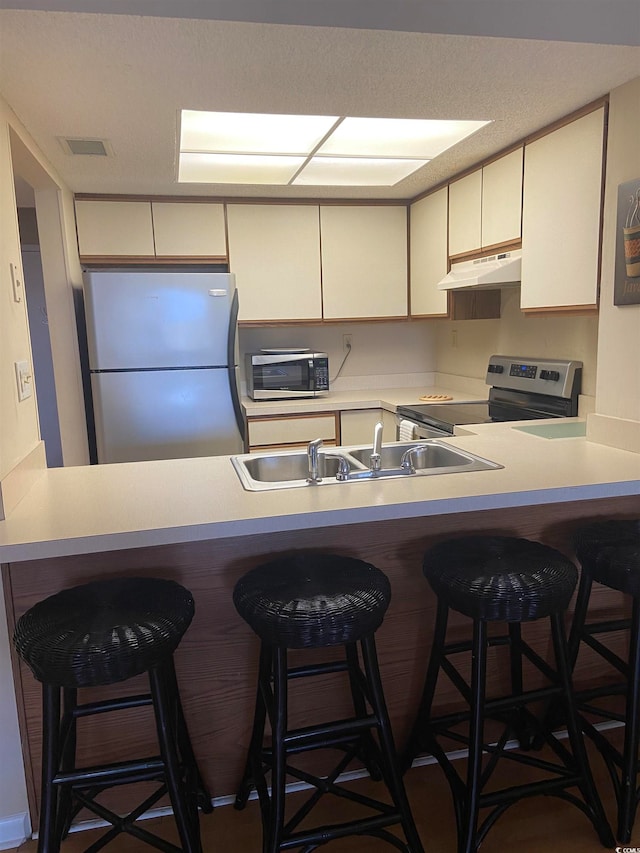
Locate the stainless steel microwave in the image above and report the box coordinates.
[246,352,329,400]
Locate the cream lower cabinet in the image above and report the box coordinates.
[521,108,605,311]
[227,204,322,322]
[340,408,397,446]
[320,206,408,320]
[246,412,338,451]
[410,187,448,317]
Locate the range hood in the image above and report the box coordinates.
[438,249,522,291]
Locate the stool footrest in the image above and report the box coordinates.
[279,812,407,851]
[53,756,165,788]
[283,716,378,751]
[72,693,153,718]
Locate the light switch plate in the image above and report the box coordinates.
[15,360,33,401]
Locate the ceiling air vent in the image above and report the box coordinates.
[59,138,113,156]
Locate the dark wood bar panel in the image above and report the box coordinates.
[3,494,638,826]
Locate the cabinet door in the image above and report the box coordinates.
[410,187,448,317]
[227,204,322,322]
[152,202,227,257]
[521,108,604,310]
[75,200,155,257]
[247,413,337,450]
[320,206,408,319]
[481,148,523,248]
[340,409,397,446]
[448,169,482,257]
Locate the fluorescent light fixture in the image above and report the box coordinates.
[180,109,338,155]
[178,110,492,186]
[178,152,306,184]
[317,117,490,158]
[292,156,430,187]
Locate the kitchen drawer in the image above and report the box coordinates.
[247,413,338,449]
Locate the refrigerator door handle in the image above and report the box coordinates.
[227,288,245,441]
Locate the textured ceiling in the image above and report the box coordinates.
[0,8,638,201]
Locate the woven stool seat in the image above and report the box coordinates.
[233,553,390,648]
[573,519,640,588]
[14,577,194,688]
[423,535,577,621]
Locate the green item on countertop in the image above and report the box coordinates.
[512,422,587,439]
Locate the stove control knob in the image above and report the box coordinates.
[488,364,504,374]
[540,369,560,381]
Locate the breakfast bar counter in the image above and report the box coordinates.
[1,420,639,826]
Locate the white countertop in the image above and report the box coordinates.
[241,384,482,417]
[1,414,639,564]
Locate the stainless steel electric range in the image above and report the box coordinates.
[396,355,583,438]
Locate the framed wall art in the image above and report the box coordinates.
[614,177,640,305]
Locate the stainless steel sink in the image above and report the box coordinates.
[231,440,502,492]
[348,442,474,470]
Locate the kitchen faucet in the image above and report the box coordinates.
[370,421,384,472]
[307,438,350,483]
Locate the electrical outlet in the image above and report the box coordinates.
[343,334,353,351]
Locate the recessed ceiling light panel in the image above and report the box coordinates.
[293,156,430,187]
[180,110,339,155]
[317,117,491,158]
[178,152,305,184]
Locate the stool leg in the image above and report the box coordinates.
[164,658,213,815]
[346,642,382,781]
[149,661,202,853]
[460,619,488,853]
[402,598,449,773]
[54,688,78,841]
[266,646,288,853]
[38,683,62,853]
[568,570,593,670]
[508,623,533,750]
[235,642,272,811]
[550,612,614,847]
[361,634,425,853]
[618,598,640,842]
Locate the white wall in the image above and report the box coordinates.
[239,319,438,387]
[433,287,599,398]
[588,76,640,450]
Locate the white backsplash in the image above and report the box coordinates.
[239,320,437,384]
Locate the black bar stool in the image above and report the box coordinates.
[569,518,640,843]
[402,535,614,853]
[13,577,212,853]
[233,552,424,853]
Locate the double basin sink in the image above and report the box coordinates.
[232,440,502,492]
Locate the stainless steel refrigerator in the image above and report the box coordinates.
[83,270,244,463]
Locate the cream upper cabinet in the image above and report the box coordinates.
[449,150,523,257]
[227,204,322,322]
[320,206,408,320]
[409,187,448,317]
[448,169,482,257]
[75,200,155,257]
[521,108,604,310]
[481,147,523,248]
[151,202,226,257]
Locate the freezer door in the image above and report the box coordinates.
[91,368,244,463]
[84,271,235,369]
